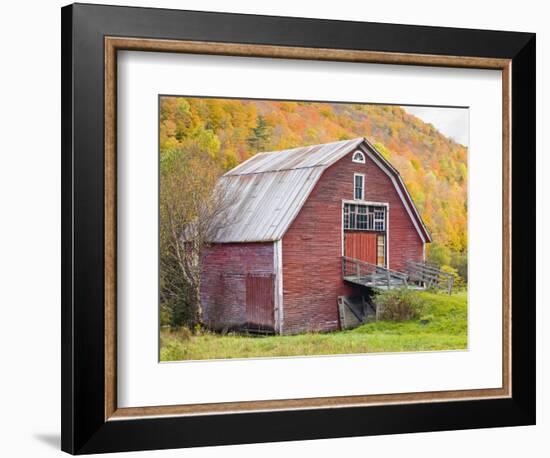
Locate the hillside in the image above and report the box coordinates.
[160,97,468,278]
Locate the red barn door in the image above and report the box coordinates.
[245,274,274,330]
[344,232,377,264]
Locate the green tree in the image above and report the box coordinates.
[427,242,451,267]
[247,115,271,152]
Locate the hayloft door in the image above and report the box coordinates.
[344,232,378,264]
[343,203,387,266]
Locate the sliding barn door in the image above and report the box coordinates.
[245,273,274,330]
[344,232,378,265]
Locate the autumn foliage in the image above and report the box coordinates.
[160,97,468,283]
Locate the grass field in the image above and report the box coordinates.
[160,290,467,361]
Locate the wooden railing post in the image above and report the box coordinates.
[448,276,454,295]
[342,257,345,277]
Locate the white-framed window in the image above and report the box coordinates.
[352,150,366,164]
[343,203,386,231]
[354,173,365,200]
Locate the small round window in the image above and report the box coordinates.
[352,150,366,164]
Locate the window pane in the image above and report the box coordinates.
[354,175,363,200]
[377,235,385,266]
[344,203,387,232]
[353,151,365,163]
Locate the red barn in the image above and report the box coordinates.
[201,138,431,334]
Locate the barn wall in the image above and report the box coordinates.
[281,148,424,334]
[200,242,275,331]
[360,150,425,272]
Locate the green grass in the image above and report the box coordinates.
[160,290,467,361]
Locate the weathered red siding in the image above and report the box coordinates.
[281,149,423,334]
[201,242,275,331]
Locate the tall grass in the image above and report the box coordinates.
[160,290,467,361]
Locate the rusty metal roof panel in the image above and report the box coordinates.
[212,167,324,243]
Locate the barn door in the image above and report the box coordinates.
[344,232,378,265]
[245,274,275,330]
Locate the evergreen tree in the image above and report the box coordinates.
[247,115,271,152]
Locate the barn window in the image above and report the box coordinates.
[352,150,366,163]
[354,173,365,200]
[344,204,386,231]
[374,209,385,231]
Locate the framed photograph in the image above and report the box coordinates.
[61,3,536,454]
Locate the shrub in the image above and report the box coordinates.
[374,288,425,321]
[441,265,466,289]
[159,303,172,327]
[450,251,468,283]
[170,326,193,341]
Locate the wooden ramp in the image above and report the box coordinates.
[405,260,454,294]
[342,257,454,294]
[342,256,409,289]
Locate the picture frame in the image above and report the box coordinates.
[61,3,536,454]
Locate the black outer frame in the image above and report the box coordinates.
[61,3,536,454]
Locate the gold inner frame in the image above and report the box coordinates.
[104,37,512,421]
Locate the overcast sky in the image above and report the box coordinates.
[401,106,469,147]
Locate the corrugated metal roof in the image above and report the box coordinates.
[214,168,324,242]
[212,138,363,243]
[211,137,431,243]
[225,138,364,175]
